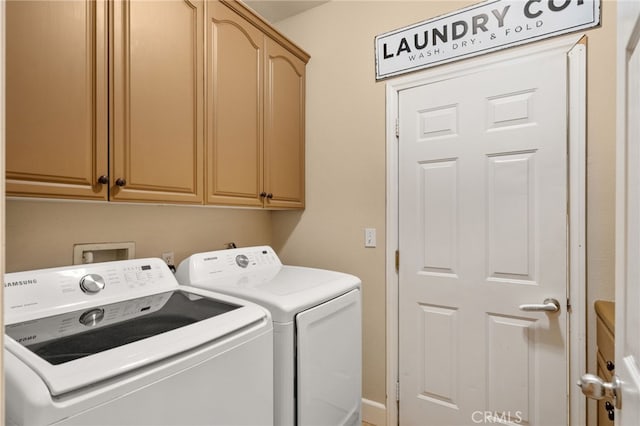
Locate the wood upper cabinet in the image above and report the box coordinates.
[110,0,204,203]
[264,38,306,209]
[6,0,108,200]
[7,0,204,204]
[7,0,306,209]
[207,0,309,209]
[207,1,264,207]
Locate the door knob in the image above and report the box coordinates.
[519,298,561,312]
[115,178,127,187]
[577,373,622,409]
[97,175,108,185]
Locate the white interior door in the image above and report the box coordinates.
[615,0,640,424]
[398,43,572,426]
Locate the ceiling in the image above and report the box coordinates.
[244,0,329,23]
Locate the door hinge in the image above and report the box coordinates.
[396,381,400,402]
[395,250,399,272]
[395,118,399,138]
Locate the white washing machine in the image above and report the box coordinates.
[176,246,362,426]
[4,258,273,426]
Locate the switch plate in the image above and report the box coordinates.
[365,228,377,248]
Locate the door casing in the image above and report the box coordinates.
[384,34,586,426]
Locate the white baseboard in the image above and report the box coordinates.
[362,398,387,426]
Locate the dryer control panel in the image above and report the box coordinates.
[176,246,282,285]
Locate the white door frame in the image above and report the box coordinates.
[384,34,586,426]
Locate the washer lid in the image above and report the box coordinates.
[4,286,269,396]
[176,247,361,323]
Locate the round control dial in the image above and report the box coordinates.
[79,308,105,327]
[235,254,249,268]
[79,274,106,294]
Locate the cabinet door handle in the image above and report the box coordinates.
[97,175,109,185]
[115,178,127,187]
[260,192,267,198]
[266,193,273,199]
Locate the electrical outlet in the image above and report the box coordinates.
[162,251,175,266]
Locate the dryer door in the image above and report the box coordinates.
[296,289,361,426]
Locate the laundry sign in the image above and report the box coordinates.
[375,0,600,80]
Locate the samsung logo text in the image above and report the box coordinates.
[4,279,38,288]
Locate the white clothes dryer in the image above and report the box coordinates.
[176,246,362,426]
[4,258,273,426]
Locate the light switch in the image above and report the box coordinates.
[365,228,377,248]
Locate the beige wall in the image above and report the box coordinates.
[273,0,617,414]
[5,199,272,272]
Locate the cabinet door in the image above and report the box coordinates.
[206,1,264,207]
[111,0,204,203]
[6,0,108,200]
[264,38,306,209]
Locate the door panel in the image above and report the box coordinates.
[296,290,361,426]
[111,0,204,203]
[616,1,640,423]
[399,48,568,425]
[207,0,264,207]
[264,37,306,209]
[6,0,108,200]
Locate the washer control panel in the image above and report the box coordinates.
[79,274,106,294]
[4,258,176,323]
